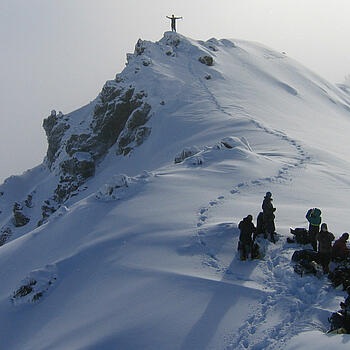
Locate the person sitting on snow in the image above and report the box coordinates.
[332,232,350,260]
[306,208,321,251]
[238,215,256,260]
[262,192,276,243]
[317,223,335,274]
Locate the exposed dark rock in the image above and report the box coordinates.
[13,202,30,227]
[60,154,95,179]
[54,181,79,203]
[175,147,200,164]
[43,113,70,168]
[13,280,37,299]
[0,227,12,246]
[221,141,233,149]
[90,88,145,154]
[164,35,180,48]
[142,59,151,66]
[65,134,92,157]
[98,85,123,105]
[135,39,146,56]
[116,103,152,155]
[205,74,212,80]
[199,56,214,66]
[42,71,153,211]
[38,199,58,226]
[11,275,57,304]
[25,194,33,208]
[52,86,151,202]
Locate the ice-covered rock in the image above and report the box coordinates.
[199,55,214,66]
[95,174,130,201]
[174,146,200,164]
[11,265,58,304]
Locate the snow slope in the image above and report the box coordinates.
[1,31,350,349]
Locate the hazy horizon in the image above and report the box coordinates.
[1,0,349,182]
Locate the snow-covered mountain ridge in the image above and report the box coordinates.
[1,32,350,349]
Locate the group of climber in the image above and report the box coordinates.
[305,208,350,333]
[237,196,350,265]
[305,207,350,274]
[238,191,276,260]
[238,194,350,334]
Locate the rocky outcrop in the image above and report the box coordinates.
[43,110,70,168]
[199,55,214,66]
[38,199,59,227]
[175,147,200,164]
[41,81,153,207]
[0,227,12,246]
[89,86,149,157]
[13,202,30,227]
[11,267,57,304]
[116,103,152,155]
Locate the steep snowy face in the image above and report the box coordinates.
[1,31,350,250]
[42,30,350,204]
[40,32,214,204]
[2,32,350,350]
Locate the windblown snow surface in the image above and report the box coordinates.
[1,32,350,349]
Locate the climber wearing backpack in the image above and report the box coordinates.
[166,14,183,32]
[317,223,335,274]
[306,208,321,251]
[332,232,350,260]
[262,192,276,243]
[238,215,256,260]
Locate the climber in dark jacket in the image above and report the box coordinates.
[338,287,350,333]
[306,208,321,251]
[317,223,335,274]
[238,215,256,260]
[332,233,350,260]
[262,192,276,243]
[166,14,183,32]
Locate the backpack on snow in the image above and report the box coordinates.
[292,249,320,264]
[290,227,309,245]
[294,260,318,276]
[292,249,321,276]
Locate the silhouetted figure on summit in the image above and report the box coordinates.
[166,14,183,32]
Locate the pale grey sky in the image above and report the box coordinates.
[1,0,349,182]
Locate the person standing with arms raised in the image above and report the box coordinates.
[166,14,183,32]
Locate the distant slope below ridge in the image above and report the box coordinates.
[0,32,350,350]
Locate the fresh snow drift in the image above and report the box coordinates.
[1,31,350,349]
